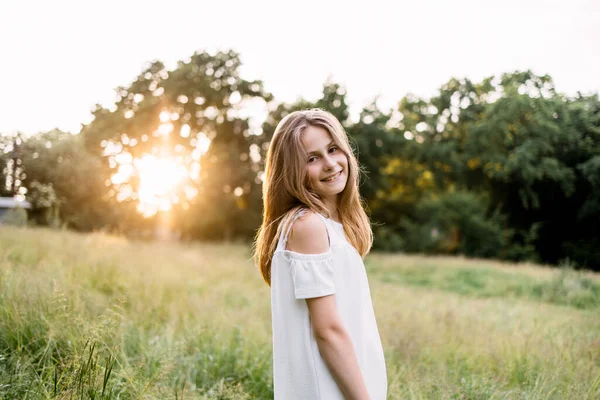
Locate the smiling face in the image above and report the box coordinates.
[301,125,349,212]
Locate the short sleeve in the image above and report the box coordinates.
[287,251,335,299]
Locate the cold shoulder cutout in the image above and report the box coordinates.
[285,211,330,255]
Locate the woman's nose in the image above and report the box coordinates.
[323,154,336,169]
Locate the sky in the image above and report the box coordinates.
[0,0,599,135]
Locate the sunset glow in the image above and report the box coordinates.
[134,155,187,217]
[103,106,217,217]
[109,150,197,218]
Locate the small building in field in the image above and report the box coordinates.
[0,197,31,224]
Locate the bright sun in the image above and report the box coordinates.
[109,150,201,218]
[134,155,188,217]
[105,113,217,218]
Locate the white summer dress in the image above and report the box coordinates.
[270,210,387,399]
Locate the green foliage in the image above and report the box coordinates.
[18,130,130,231]
[0,133,27,198]
[366,71,599,268]
[399,191,505,258]
[501,223,542,263]
[25,181,60,227]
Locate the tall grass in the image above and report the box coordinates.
[366,255,600,309]
[1,225,599,399]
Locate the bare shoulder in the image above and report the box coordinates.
[286,211,329,254]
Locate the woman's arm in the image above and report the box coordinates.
[287,212,371,400]
[306,295,371,400]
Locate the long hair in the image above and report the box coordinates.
[253,108,373,285]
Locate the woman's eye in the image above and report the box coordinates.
[329,146,338,153]
[308,157,317,163]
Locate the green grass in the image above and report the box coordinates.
[367,258,600,309]
[1,225,599,399]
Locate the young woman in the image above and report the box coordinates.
[254,109,387,399]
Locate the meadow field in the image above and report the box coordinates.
[0,225,599,399]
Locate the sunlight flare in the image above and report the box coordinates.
[134,155,187,217]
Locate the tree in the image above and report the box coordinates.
[0,133,27,198]
[80,50,272,239]
[19,130,131,230]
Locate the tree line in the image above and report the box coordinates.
[1,50,598,270]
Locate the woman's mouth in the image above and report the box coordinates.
[321,171,342,183]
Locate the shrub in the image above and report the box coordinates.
[400,191,505,258]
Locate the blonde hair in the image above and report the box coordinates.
[253,108,373,285]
